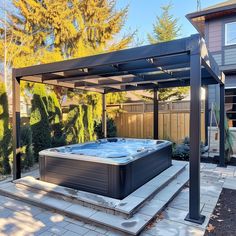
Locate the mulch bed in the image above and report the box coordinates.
[204,188,236,236]
[201,156,236,166]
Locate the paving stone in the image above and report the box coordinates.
[168,196,204,212]
[46,225,67,235]
[64,203,97,218]
[163,207,209,230]
[139,199,165,216]
[64,222,90,235]
[143,219,205,236]
[154,171,188,202]
[89,211,150,235]
[40,196,72,210]
[2,198,44,216]
[84,230,104,236]
[63,230,81,236]
[115,195,144,213]
[131,185,158,198]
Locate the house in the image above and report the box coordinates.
[187,0,236,128]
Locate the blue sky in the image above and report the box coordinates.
[116,0,224,44]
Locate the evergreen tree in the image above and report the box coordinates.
[0,81,11,174]
[147,3,181,44]
[0,0,133,62]
[30,84,51,161]
[83,105,95,141]
[48,91,66,147]
[65,105,85,144]
[147,3,188,101]
[20,125,34,169]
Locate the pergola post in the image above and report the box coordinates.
[12,70,21,180]
[185,46,205,224]
[102,93,107,138]
[153,87,159,139]
[204,85,209,146]
[219,84,225,167]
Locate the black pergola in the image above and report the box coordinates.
[12,34,225,224]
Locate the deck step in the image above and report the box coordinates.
[13,161,187,217]
[0,162,189,235]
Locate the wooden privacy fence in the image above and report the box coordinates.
[107,101,205,143]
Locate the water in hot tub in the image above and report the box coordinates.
[59,139,160,158]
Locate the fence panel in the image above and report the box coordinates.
[110,101,205,143]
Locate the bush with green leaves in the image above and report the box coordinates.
[83,105,95,141]
[173,137,205,161]
[30,84,51,161]
[0,82,11,175]
[65,105,85,144]
[94,117,117,139]
[20,125,34,169]
[48,91,66,147]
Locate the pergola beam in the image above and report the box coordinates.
[15,37,188,77]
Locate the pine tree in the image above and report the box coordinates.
[1,0,133,61]
[30,84,51,161]
[0,81,11,174]
[147,3,181,44]
[147,3,188,101]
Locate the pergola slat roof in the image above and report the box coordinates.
[12,33,225,225]
[14,34,224,93]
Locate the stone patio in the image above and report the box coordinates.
[0,162,235,236]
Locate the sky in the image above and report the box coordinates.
[116,0,225,44]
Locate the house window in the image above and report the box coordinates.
[225,22,236,46]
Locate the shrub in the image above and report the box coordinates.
[48,91,66,147]
[65,105,85,144]
[83,105,95,141]
[30,84,51,161]
[173,137,205,161]
[0,82,11,175]
[20,125,34,169]
[94,117,117,139]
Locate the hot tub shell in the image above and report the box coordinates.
[39,138,172,199]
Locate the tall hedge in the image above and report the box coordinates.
[0,82,11,174]
[83,104,95,141]
[30,84,51,161]
[65,105,85,144]
[48,91,66,147]
[20,125,34,169]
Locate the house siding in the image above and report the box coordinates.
[212,53,222,65]
[224,47,236,65]
[207,20,222,52]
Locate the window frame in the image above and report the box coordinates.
[225,21,236,46]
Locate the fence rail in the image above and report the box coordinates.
[107,101,205,143]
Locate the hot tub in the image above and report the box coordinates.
[39,138,172,199]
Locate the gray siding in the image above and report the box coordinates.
[225,75,236,88]
[212,53,222,65]
[224,47,236,65]
[205,16,236,68]
[207,20,222,52]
